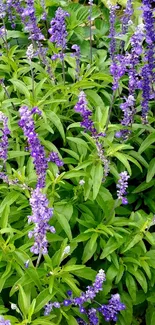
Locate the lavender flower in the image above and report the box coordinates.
[26,44,34,60]
[98,293,125,322]
[117,171,130,205]
[28,187,55,255]
[0,2,6,18]
[22,0,44,41]
[0,317,11,325]
[74,91,96,134]
[74,269,106,305]
[19,106,47,188]
[44,302,60,316]
[71,44,81,80]
[0,112,10,164]
[88,308,98,325]
[48,8,69,52]
[120,0,133,50]
[141,64,150,123]
[120,95,135,126]
[40,0,46,20]
[142,0,155,81]
[48,152,64,167]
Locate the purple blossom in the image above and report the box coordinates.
[0,2,6,18]
[44,301,60,315]
[48,152,64,167]
[22,0,44,41]
[98,293,125,322]
[88,308,98,325]
[74,91,96,134]
[141,64,150,124]
[120,95,135,126]
[0,317,11,325]
[76,318,87,325]
[117,171,130,204]
[71,44,81,80]
[48,8,69,52]
[28,187,55,255]
[120,0,133,50]
[63,299,72,306]
[19,106,47,188]
[142,1,155,81]
[0,112,10,164]
[74,269,106,305]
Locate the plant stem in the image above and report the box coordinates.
[62,54,65,84]
[30,60,35,103]
[36,251,42,268]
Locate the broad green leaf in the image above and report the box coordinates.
[125,273,137,302]
[82,233,98,263]
[139,132,155,154]
[91,162,103,200]
[146,158,155,183]
[47,111,65,143]
[56,213,72,240]
[100,237,125,259]
[121,234,142,253]
[10,79,30,98]
[34,289,54,313]
[67,316,78,325]
[114,152,131,175]
[18,284,30,317]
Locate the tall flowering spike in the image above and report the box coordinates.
[141,64,150,124]
[120,94,135,127]
[98,293,125,322]
[0,112,10,164]
[142,0,155,81]
[48,7,69,55]
[19,106,47,188]
[71,44,81,81]
[74,91,96,134]
[74,269,106,305]
[0,316,11,325]
[120,0,133,50]
[88,308,98,325]
[22,0,44,41]
[117,171,130,205]
[28,187,55,255]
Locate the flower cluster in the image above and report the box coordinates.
[48,152,64,167]
[74,91,96,134]
[98,294,125,322]
[117,171,130,204]
[0,316,11,325]
[120,0,133,50]
[0,112,10,164]
[22,0,44,41]
[28,187,55,255]
[19,106,47,188]
[44,269,125,323]
[49,7,69,59]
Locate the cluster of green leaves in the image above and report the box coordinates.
[0,0,155,324]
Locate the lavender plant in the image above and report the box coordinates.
[0,1,155,325]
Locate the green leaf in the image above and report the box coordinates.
[121,234,142,253]
[34,289,53,313]
[100,237,125,259]
[132,179,155,193]
[28,299,36,322]
[125,273,137,302]
[91,162,103,200]
[10,79,30,98]
[146,158,155,183]
[129,268,148,293]
[18,284,29,317]
[82,233,98,263]
[56,213,72,240]
[66,316,78,325]
[114,152,131,175]
[139,132,155,154]
[47,111,65,143]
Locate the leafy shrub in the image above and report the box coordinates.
[0,0,155,324]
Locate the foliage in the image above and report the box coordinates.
[0,0,155,324]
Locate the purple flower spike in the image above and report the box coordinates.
[19,106,47,188]
[0,317,11,325]
[74,91,96,134]
[117,171,130,204]
[28,187,55,255]
[88,308,99,325]
[49,7,69,52]
[98,293,125,322]
[0,112,10,164]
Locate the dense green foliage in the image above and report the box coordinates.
[0,0,155,324]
